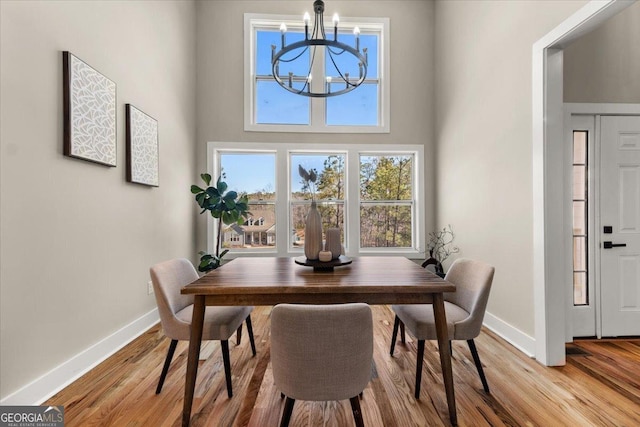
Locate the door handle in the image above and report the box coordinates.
[603,241,627,249]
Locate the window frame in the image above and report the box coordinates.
[244,13,390,133]
[207,142,425,259]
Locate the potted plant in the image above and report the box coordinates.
[191,173,250,272]
[423,225,459,277]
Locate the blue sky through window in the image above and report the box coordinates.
[220,153,276,197]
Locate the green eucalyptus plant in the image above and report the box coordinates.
[191,173,250,272]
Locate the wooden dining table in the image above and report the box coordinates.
[180,256,458,426]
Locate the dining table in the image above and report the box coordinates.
[180,256,458,426]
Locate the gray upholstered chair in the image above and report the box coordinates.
[150,258,256,397]
[390,258,495,399]
[271,303,373,427]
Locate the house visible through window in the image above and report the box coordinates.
[244,14,389,133]
[210,143,425,258]
[219,152,277,251]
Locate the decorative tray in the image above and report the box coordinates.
[294,255,352,271]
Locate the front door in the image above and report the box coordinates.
[600,116,640,337]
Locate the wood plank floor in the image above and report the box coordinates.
[46,305,640,426]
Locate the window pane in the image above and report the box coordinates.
[220,153,276,200]
[573,131,587,164]
[257,30,308,76]
[222,204,276,249]
[573,201,586,235]
[574,272,588,306]
[573,166,586,200]
[360,205,412,248]
[326,33,378,79]
[256,81,309,124]
[326,83,378,126]
[573,236,586,271]
[291,154,346,201]
[360,155,413,201]
[291,202,344,249]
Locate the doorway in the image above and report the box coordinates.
[533,0,638,366]
[568,110,640,339]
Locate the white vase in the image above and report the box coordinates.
[304,201,323,260]
[325,227,342,260]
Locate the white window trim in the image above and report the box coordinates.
[207,142,425,259]
[244,13,390,133]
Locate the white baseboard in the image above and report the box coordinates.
[483,311,536,358]
[0,308,159,405]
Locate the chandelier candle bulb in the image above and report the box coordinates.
[333,13,339,39]
[304,12,310,39]
[354,26,360,51]
[280,22,286,48]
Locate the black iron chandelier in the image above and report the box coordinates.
[271,0,368,98]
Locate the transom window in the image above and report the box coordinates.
[207,143,425,258]
[244,14,389,133]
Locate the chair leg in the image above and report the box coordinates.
[390,315,400,355]
[236,324,243,345]
[400,321,406,344]
[468,339,490,393]
[156,339,178,394]
[415,340,425,399]
[246,315,257,356]
[350,396,365,427]
[279,397,295,427]
[221,340,233,398]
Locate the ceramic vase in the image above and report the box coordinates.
[304,201,323,260]
[325,227,342,260]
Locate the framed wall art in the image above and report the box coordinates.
[63,51,117,166]
[126,104,159,187]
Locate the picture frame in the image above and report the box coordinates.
[63,51,117,166]
[126,104,159,187]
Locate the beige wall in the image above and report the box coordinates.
[195,0,436,252]
[564,1,640,103]
[0,1,196,399]
[434,0,588,337]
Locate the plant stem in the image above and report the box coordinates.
[216,218,223,258]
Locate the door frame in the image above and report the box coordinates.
[563,105,640,341]
[532,0,637,366]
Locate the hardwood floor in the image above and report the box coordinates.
[46,305,640,426]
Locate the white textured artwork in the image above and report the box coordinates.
[64,52,116,166]
[126,105,159,187]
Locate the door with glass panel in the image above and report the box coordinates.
[570,114,640,338]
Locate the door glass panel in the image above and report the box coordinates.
[572,131,589,306]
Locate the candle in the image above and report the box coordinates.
[319,251,332,262]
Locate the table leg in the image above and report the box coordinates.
[182,295,205,427]
[433,293,457,426]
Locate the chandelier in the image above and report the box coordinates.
[271,0,368,98]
